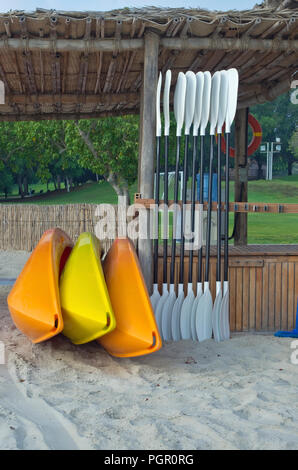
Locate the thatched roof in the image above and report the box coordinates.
[0,6,297,121]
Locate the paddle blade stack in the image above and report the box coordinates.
[155,68,239,344]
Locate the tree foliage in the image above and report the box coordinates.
[251,92,298,175]
[0,91,297,199]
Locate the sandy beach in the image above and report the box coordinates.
[0,250,297,450]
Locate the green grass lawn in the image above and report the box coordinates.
[1,176,298,245]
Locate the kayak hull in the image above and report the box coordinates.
[99,238,162,357]
[60,232,116,345]
[7,228,73,343]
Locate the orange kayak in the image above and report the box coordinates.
[7,228,73,343]
[98,238,162,357]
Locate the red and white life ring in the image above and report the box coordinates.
[221,113,262,158]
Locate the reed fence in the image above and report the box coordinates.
[0,204,119,252]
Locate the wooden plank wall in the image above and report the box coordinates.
[157,248,298,332]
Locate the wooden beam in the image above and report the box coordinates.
[103,56,117,93]
[133,197,298,214]
[234,108,249,246]
[6,92,139,105]
[0,107,138,122]
[138,31,159,293]
[1,35,297,53]
[0,38,144,52]
[161,36,298,52]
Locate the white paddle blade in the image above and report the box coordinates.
[161,291,176,341]
[193,72,204,137]
[217,70,229,134]
[155,286,169,337]
[212,282,222,342]
[171,290,184,341]
[200,71,211,136]
[190,283,203,340]
[174,72,186,137]
[226,68,239,134]
[209,71,221,136]
[196,283,213,342]
[156,72,162,137]
[184,71,197,135]
[220,281,230,341]
[150,284,160,313]
[163,70,172,137]
[180,285,195,340]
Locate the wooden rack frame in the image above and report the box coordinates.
[134,194,298,214]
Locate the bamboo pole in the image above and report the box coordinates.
[1,36,297,53]
[8,92,139,105]
[161,37,298,52]
[0,108,138,122]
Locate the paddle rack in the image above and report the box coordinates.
[134,194,298,214]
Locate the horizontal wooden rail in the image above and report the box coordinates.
[1,36,297,53]
[134,195,298,214]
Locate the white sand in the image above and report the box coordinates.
[0,251,298,450]
[0,250,30,279]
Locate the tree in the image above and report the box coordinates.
[289,129,298,168]
[251,92,298,176]
[0,122,35,197]
[0,162,13,198]
[65,116,139,203]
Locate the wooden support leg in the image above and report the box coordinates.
[138,31,159,293]
[234,107,249,245]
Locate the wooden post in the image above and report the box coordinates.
[234,107,249,245]
[138,31,159,292]
[138,77,144,192]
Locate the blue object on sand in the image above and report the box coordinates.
[275,299,298,338]
[0,278,16,286]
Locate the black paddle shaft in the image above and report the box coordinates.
[197,135,204,284]
[188,135,198,283]
[153,136,161,284]
[205,135,214,283]
[179,134,189,283]
[170,136,181,285]
[224,133,230,282]
[162,135,169,283]
[216,134,222,282]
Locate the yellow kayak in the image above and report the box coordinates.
[59,232,116,345]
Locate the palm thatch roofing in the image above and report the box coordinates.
[0,5,297,121]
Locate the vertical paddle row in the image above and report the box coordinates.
[155,70,172,334]
[199,71,221,342]
[194,72,212,341]
[189,72,204,341]
[161,72,186,341]
[212,70,229,342]
[219,68,239,341]
[154,68,239,344]
[174,71,196,341]
[151,72,162,312]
